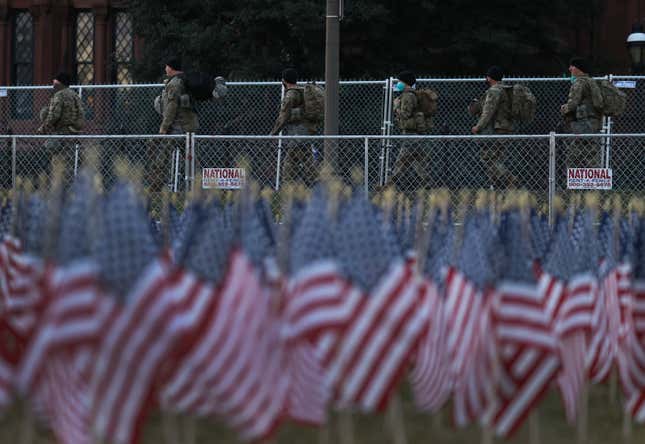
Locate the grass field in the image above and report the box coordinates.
[0,384,642,444]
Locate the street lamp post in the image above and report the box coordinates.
[324,0,341,171]
[627,24,645,73]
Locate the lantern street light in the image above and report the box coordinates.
[627,23,645,74]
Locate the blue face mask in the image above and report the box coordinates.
[395,82,406,92]
[570,75,577,84]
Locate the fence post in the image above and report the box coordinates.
[364,137,369,196]
[548,132,556,227]
[184,133,192,192]
[275,137,283,191]
[383,77,395,185]
[604,74,613,169]
[11,136,17,191]
[191,133,196,192]
[379,78,391,186]
[275,83,286,191]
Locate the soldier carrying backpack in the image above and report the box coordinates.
[559,57,613,169]
[388,70,438,190]
[470,66,519,189]
[270,68,320,185]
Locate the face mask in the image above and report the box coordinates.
[395,82,406,92]
[570,75,577,84]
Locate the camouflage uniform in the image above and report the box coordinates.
[40,86,84,135]
[473,83,517,189]
[389,90,433,189]
[149,75,199,192]
[39,86,84,181]
[561,74,602,169]
[271,88,317,186]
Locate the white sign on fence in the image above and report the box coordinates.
[567,168,612,190]
[0,89,7,98]
[614,80,637,89]
[202,168,246,189]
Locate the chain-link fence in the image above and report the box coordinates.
[2,76,645,136]
[190,133,643,215]
[2,133,643,220]
[1,135,189,193]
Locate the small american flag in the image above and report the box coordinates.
[161,199,291,441]
[17,173,117,444]
[626,213,645,420]
[446,212,498,428]
[89,181,187,444]
[410,208,454,412]
[493,210,560,437]
[317,192,425,412]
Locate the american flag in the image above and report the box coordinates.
[410,208,454,412]
[539,214,583,425]
[285,188,348,342]
[0,237,31,335]
[160,199,291,440]
[17,173,116,444]
[299,192,427,412]
[493,210,560,437]
[0,317,19,412]
[569,211,611,386]
[89,182,194,444]
[281,188,341,424]
[445,212,499,429]
[0,197,46,339]
[611,217,641,411]
[627,213,645,420]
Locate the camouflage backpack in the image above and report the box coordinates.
[302,83,325,124]
[509,84,536,123]
[594,79,627,117]
[414,89,439,117]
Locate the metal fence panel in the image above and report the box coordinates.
[2,76,644,136]
[554,133,645,206]
[608,76,645,134]
[192,135,553,210]
[5,134,643,222]
[8,135,187,194]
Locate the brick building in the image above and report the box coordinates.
[0,0,643,87]
[0,0,140,86]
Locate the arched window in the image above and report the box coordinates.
[75,11,95,85]
[113,12,134,84]
[11,10,34,119]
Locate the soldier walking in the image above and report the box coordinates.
[471,66,517,189]
[559,57,603,169]
[149,57,198,192]
[388,70,434,191]
[37,72,85,180]
[271,68,318,186]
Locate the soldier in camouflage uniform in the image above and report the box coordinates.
[388,71,432,190]
[271,68,317,186]
[148,58,199,192]
[471,66,517,189]
[560,57,603,169]
[37,72,84,180]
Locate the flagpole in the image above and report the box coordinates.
[386,393,408,444]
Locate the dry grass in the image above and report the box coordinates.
[0,384,642,444]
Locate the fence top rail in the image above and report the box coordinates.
[0,80,388,90]
[3,75,644,90]
[1,133,644,140]
[193,134,555,140]
[1,134,186,139]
